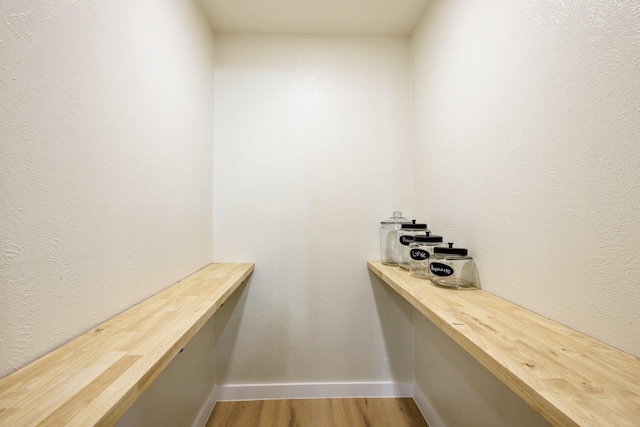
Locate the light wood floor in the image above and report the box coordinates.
[206,398,429,427]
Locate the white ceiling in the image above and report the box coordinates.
[199,0,431,36]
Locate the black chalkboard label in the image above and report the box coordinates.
[430,262,454,277]
[410,249,430,261]
[399,235,414,246]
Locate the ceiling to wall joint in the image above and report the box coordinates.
[198,0,431,36]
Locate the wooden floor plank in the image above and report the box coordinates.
[206,398,429,427]
[259,400,291,426]
[332,398,367,426]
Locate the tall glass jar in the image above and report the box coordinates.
[429,243,480,289]
[397,221,430,270]
[379,211,410,265]
[409,233,445,279]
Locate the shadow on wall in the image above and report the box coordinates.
[213,277,252,385]
[369,270,414,383]
[414,315,552,427]
[118,276,252,427]
[116,316,217,427]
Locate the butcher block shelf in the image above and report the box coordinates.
[0,262,254,427]
[368,261,640,427]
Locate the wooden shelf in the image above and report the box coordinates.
[368,261,640,427]
[0,263,254,427]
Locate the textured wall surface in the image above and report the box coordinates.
[410,1,639,424]
[412,0,640,357]
[212,35,414,386]
[0,0,215,383]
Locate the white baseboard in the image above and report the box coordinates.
[192,387,217,427]
[215,381,414,402]
[412,383,445,427]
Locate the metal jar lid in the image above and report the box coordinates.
[433,242,468,256]
[401,220,427,230]
[413,233,443,243]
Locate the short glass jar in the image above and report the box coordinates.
[409,233,445,279]
[397,221,429,270]
[379,211,411,265]
[429,243,480,289]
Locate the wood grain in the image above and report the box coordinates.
[206,398,429,427]
[0,263,254,427]
[368,261,640,427]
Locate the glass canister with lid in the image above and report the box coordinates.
[379,211,411,265]
[409,233,446,279]
[397,221,430,270]
[429,243,480,289]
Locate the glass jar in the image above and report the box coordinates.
[379,211,411,265]
[409,233,445,279]
[397,221,430,270]
[429,243,480,289]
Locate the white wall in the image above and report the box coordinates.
[212,35,414,391]
[0,0,216,418]
[411,0,639,425]
[412,0,640,360]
